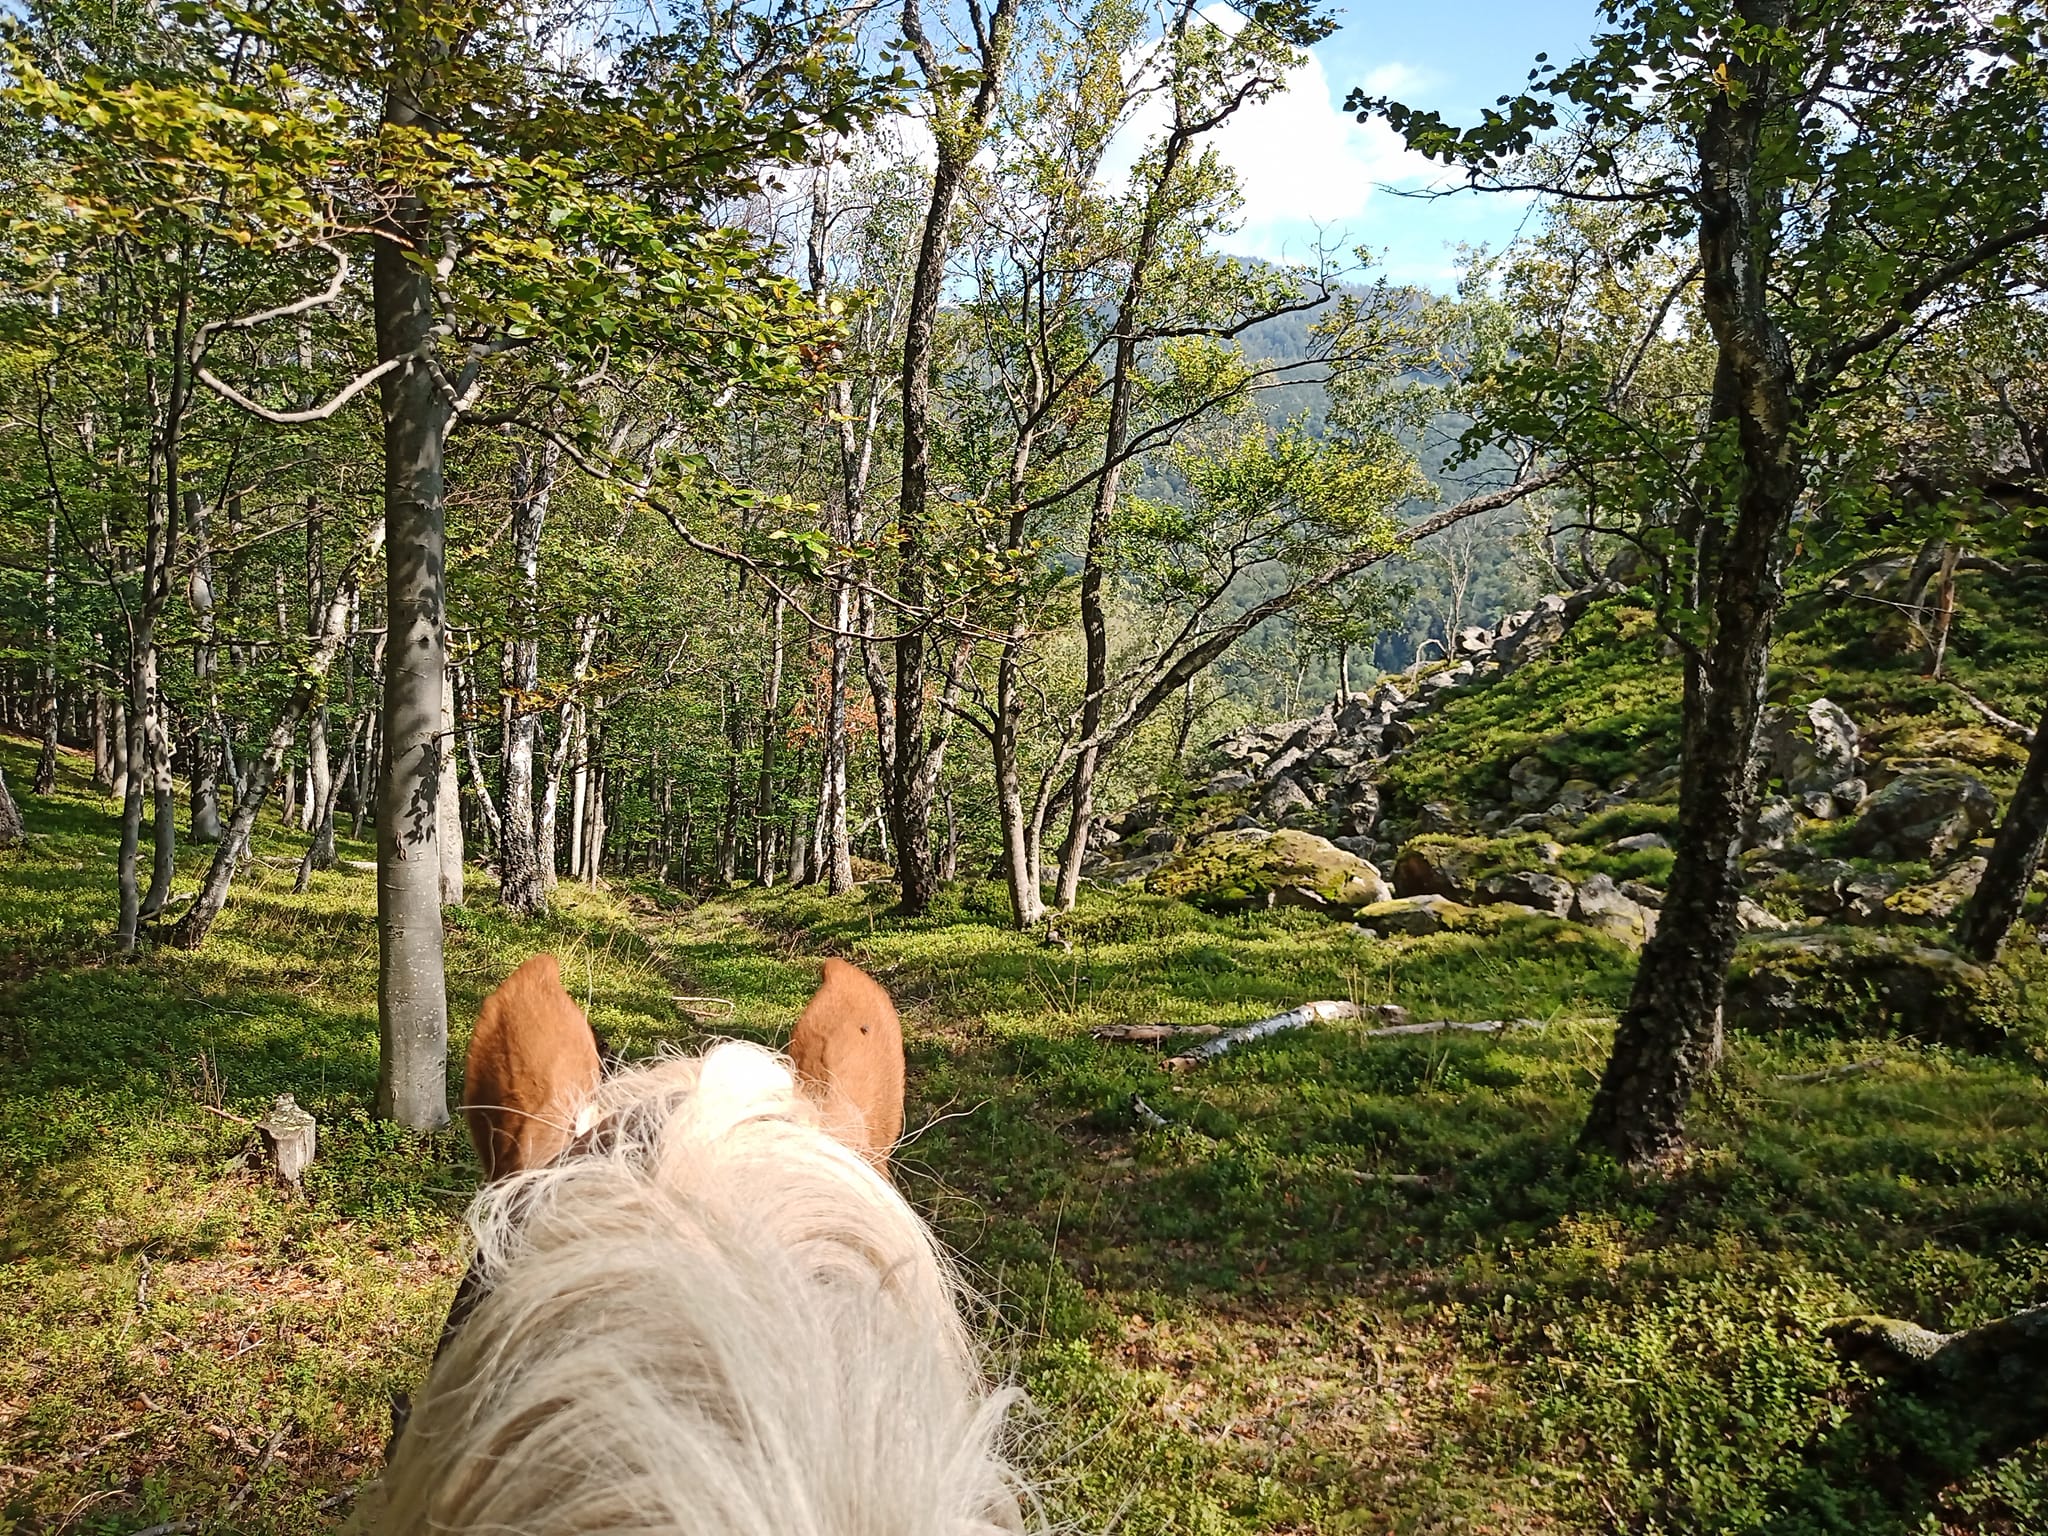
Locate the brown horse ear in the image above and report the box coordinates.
[464,954,604,1181]
[787,958,905,1169]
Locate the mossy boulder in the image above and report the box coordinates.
[1354,894,1471,936]
[1147,828,1390,916]
[1726,930,2020,1051]
[1391,834,1495,901]
[1842,768,1998,862]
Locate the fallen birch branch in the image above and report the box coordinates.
[1160,1006,1542,1071]
[1776,1057,1886,1084]
[1091,1023,1225,1043]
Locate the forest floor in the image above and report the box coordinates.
[3,733,2047,1535]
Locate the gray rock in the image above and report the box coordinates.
[1418,661,1475,693]
[1831,778,1869,815]
[1260,744,1312,782]
[1285,716,1340,756]
[1797,791,1838,820]
[1094,850,1177,886]
[1260,775,1319,822]
[1355,894,1467,936]
[1881,857,1986,926]
[1507,812,1554,833]
[1391,841,1484,901]
[1332,835,1380,861]
[1477,869,1575,916]
[1570,873,1658,945]
[1204,770,1254,795]
[1619,880,1666,910]
[1748,796,1801,851]
[1493,595,1569,664]
[1727,932,2011,1051]
[1509,755,1561,808]
[1547,780,1602,819]
[1606,831,1671,855]
[1382,721,1416,749]
[1843,769,1998,862]
[1737,897,1789,933]
[1416,801,1464,833]
[1453,625,1493,657]
[1768,697,1861,793]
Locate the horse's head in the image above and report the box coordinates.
[462,952,907,1179]
[374,955,1027,1536]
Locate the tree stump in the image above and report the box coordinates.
[258,1094,317,1184]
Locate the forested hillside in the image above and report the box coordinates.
[3,0,2047,1528]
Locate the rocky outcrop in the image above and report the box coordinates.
[1354,894,1468,936]
[1144,828,1390,916]
[1392,838,1485,902]
[1476,868,1575,916]
[1726,932,2017,1051]
[1843,769,1998,862]
[1570,873,1658,946]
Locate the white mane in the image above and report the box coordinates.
[370,1040,1034,1535]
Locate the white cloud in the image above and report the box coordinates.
[1101,40,1451,267]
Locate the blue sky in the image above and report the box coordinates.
[1209,0,1607,288]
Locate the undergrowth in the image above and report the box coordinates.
[2,735,2045,1534]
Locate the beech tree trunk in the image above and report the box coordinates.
[372,72,452,1130]
[438,665,464,906]
[186,490,223,842]
[91,689,112,794]
[754,598,785,885]
[34,511,58,795]
[139,692,176,918]
[1955,700,2048,960]
[497,441,557,915]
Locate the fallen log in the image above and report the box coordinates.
[1160,1007,1542,1071]
[1776,1057,1886,1084]
[1091,1023,1225,1044]
[1817,1305,2048,1495]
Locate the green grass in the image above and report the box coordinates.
[3,734,2046,1534]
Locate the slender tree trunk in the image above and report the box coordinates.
[1955,700,2048,961]
[1053,114,1197,914]
[995,616,1044,929]
[372,67,453,1129]
[1926,541,1962,679]
[887,0,1015,913]
[302,507,333,854]
[754,598,786,884]
[34,512,58,794]
[568,702,589,879]
[497,440,557,915]
[172,521,385,949]
[718,681,742,885]
[114,649,150,947]
[579,700,605,886]
[139,689,176,917]
[1581,33,1805,1163]
[92,687,113,793]
[186,491,223,842]
[537,613,598,893]
[438,663,464,906]
[110,695,130,804]
[453,662,499,853]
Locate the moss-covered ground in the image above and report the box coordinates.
[4,729,2046,1534]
